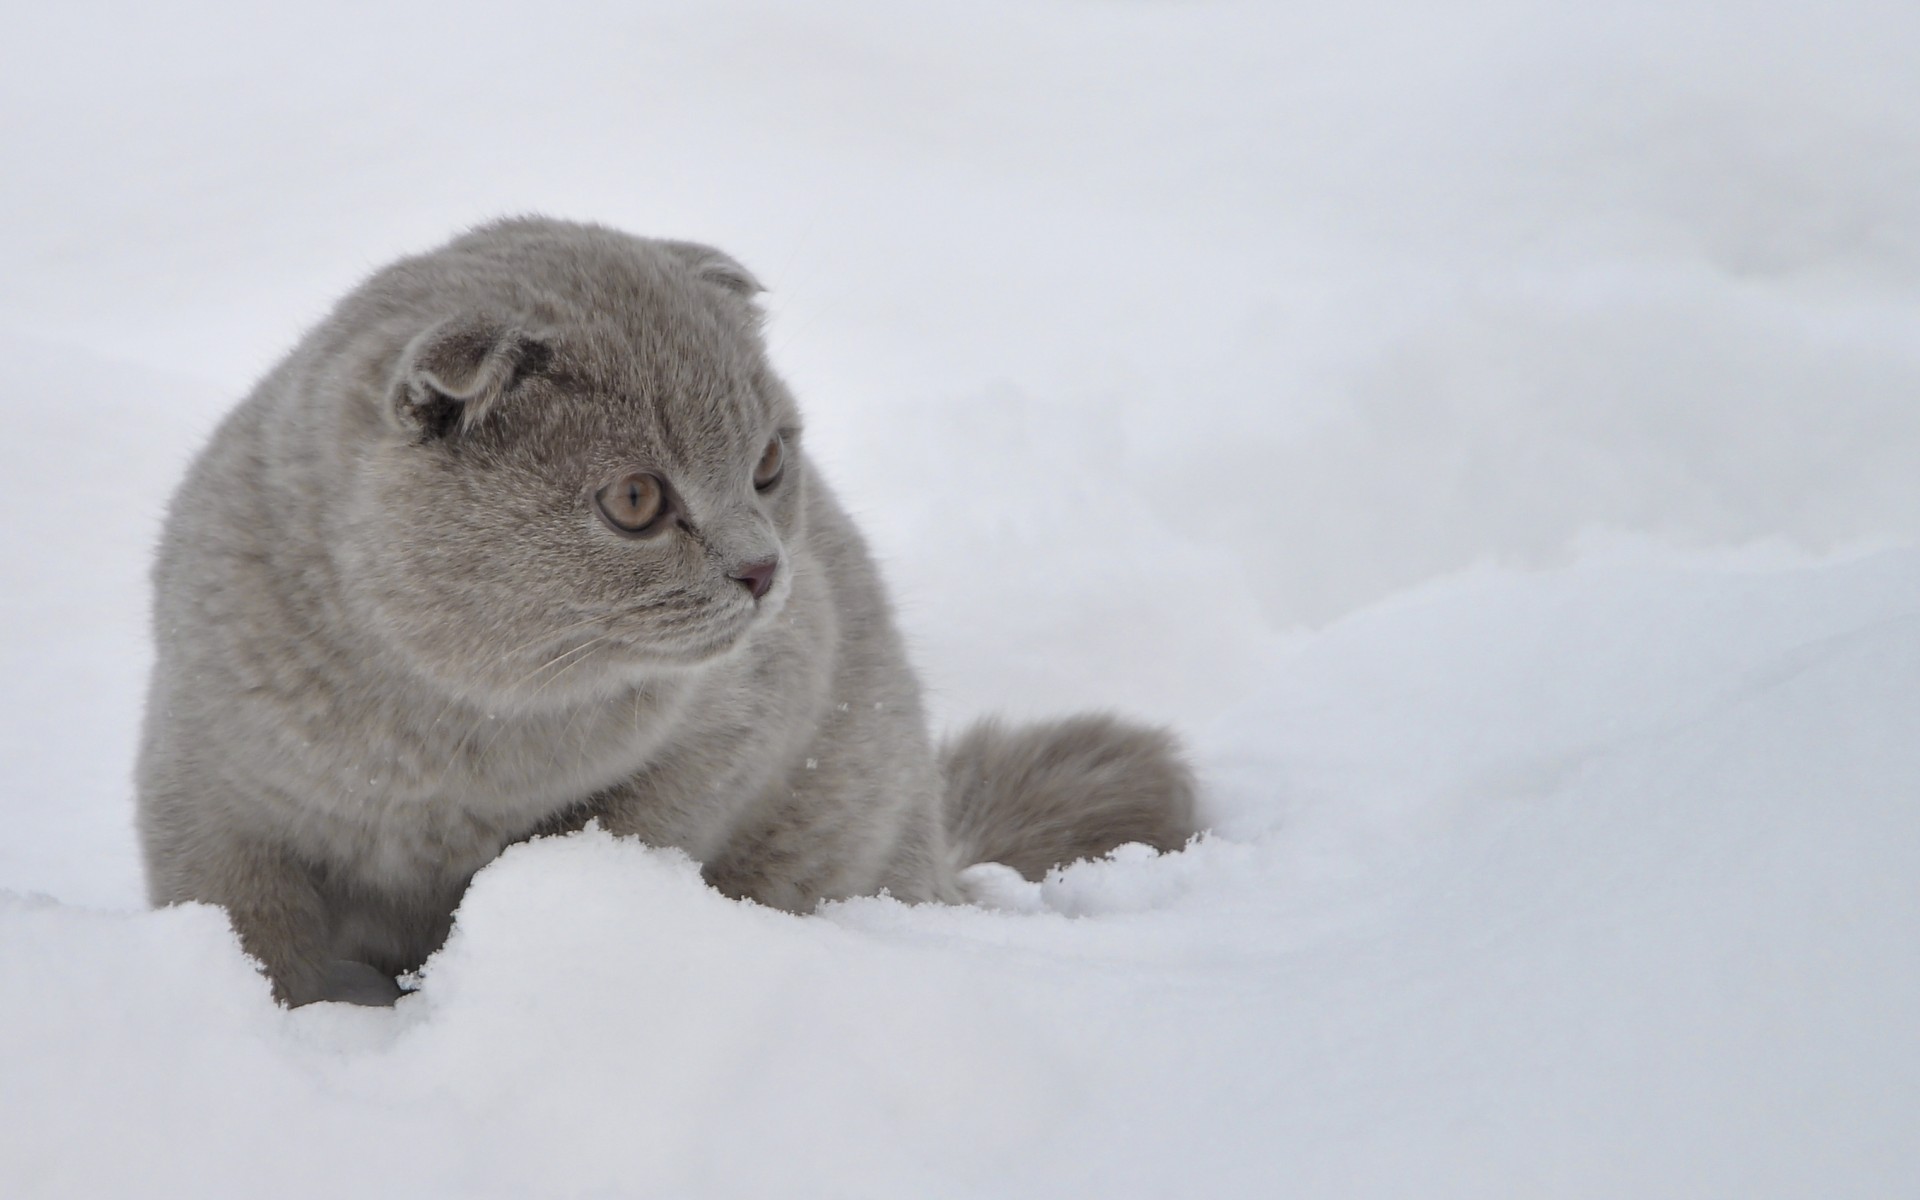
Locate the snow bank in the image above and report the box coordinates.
[5,549,1916,1197]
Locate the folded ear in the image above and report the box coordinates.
[390,315,549,440]
[659,240,764,298]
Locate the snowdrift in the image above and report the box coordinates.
[5,549,1915,1197]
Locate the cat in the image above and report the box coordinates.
[136,217,1196,1007]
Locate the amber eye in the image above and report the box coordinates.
[753,436,785,491]
[594,472,666,533]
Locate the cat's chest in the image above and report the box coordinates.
[279,682,694,884]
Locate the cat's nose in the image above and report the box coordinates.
[729,558,778,601]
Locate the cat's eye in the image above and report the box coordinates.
[594,472,666,533]
[753,436,785,491]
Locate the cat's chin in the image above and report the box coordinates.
[614,590,786,662]
[612,636,746,673]
[597,601,782,674]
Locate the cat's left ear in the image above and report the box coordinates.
[389,314,550,440]
[660,241,764,298]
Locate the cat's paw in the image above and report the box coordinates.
[315,959,407,1007]
[956,862,1047,913]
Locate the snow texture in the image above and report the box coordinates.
[2,2,1917,1196]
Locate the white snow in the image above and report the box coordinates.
[2,1,1917,1196]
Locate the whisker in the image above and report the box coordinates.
[466,632,622,770]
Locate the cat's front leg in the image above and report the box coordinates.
[143,814,387,1006]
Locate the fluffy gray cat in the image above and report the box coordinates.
[137,218,1195,1007]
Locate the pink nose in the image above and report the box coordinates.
[729,558,777,600]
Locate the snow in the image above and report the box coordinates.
[2,1,1917,1195]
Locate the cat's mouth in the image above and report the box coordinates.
[546,589,783,673]
[492,580,788,699]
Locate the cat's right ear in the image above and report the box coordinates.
[659,241,764,298]
[388,315,550,440]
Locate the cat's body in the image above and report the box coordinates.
[137,218,1194,1006]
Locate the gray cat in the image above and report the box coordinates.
[136,218,1195,1007]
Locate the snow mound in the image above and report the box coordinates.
[4,549,1914,1197]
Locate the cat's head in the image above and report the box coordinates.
[334,221,808,705]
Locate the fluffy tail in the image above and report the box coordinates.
[941,713,1198,880]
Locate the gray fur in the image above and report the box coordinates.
[136,217,1196,1007]
[942,715,1197,882]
